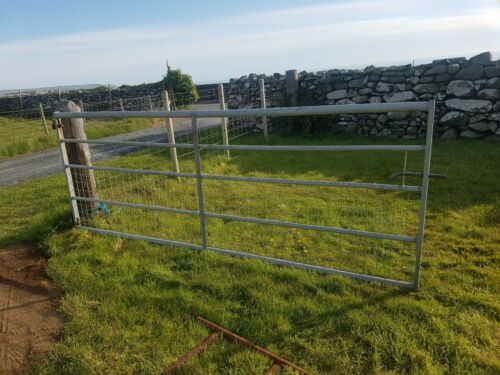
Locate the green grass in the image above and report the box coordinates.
[0,116,160,159]
[0,135,498,374]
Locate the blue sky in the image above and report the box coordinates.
[1,0,499,89]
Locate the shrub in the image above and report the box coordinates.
[162,67,198,107]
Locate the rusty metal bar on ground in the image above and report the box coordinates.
[162,317,313,374]
[196,316,313,375]
[163,331,221,374]
[265,363,283,374]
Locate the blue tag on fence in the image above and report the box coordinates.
[93,202,110,216]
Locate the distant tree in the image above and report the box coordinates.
[162,65,198,107]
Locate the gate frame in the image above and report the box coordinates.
[54,101,435,290]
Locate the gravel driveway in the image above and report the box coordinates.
[0,104,220,186]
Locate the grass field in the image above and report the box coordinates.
[0,135,498,374]
[0,116,160,159]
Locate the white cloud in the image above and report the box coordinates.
[1,0,499,88]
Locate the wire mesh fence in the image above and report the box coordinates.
[54,101,435,289]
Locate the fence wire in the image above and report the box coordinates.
[54,100,434,288]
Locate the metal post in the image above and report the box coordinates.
[413,100,435,290]
[161,90,180,175]
[39,102,49,135]
[54,118,80,225]
[192,116,207,249]
[259,78,269,140]
[218,84,230,158]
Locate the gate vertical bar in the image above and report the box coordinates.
[413,100,435,290]
[218,84,230,158]
[54,118,81,225]
[192,116,207,249]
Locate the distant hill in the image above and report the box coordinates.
[0,84,108,97]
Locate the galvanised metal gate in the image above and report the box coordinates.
[54,101,435,290]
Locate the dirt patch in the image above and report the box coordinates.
[0,244,63,374]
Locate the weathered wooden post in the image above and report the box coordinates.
[285,69,299,106]
[148,95,154,111]
[161,90,180,175]
[19,89,23,111]
[168,88,177,110]
[78,99,86,128]
[218,84,230,158]
[108,84,112,110]
[259,78,269,140]
[38,102,49,135]
[55,100,98,220]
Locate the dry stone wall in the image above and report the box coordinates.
[227,52,500,140]
[0,83,222,113]
[2,51,499,140]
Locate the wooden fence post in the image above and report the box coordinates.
[19,89,23,111]
[285,69,299,106]
[148,95,154,111]
[56,100,98,218]
[38,102,48,135]
[108,84,112,110]
[168,88,177,110]
[218,84,230,158]
[78,99,86,128]
[119,98,124,111]
[161,91,180,175]
[259,78,268,140]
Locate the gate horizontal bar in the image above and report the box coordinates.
[205,212,416,242]
[78,225,413,288]
[200,144,425,152]
[66,164,421,192]
[73,196,200,216]
[72,196,415,242]
[54,102,430,120]
[61,138,194,149]
[201,173,421,192]
[66,164,197,179]
[81,226,203,250]
[206,246,413,288]
[61,139,424,152]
